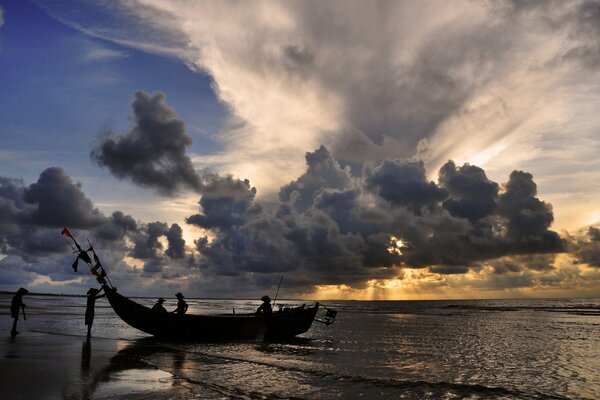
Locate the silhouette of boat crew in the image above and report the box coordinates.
[256,295,273,315]
[172,292,188,315]
[85,287,105,339]
[10,287,28,337]
[152,297,167,313]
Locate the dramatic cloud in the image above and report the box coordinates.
[7,1,600,297]
[0,168,193,293]
[573,226,600,268]
[189,146,565,287]
[0,153,590,298]
[91,91,203,195]
[21,167,105,228]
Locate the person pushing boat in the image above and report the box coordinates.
[85,287,105,339]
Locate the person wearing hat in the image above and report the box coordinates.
[10,287,28,337]
[256,295,272,315]
[172,292,188,315]
[152,297,167,313]
[85,287,105,339]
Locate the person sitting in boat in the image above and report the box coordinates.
[256,295,272,315]
[172,292,188,315]
[152,297,167,313]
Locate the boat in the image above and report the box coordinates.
[60,228,335,341]
[102,284,321,340]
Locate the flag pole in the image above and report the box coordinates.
[87,239,114,289]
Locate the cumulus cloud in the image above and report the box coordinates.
[34,0,600,235]
[91,91,203,195]
[0,168,194,293]
[189,146,565,288]
[573,226,600,267]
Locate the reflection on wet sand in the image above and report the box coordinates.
[71,338,173,400]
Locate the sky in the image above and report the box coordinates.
[0,0,599,300]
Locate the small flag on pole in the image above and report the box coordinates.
[90,248,106,277]
[61,227,73,239]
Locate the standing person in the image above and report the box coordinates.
[152,297,167,313]
[256,295,272,315]
[10,287,28,337]
[85,287,105,339]
[172,292,188,315]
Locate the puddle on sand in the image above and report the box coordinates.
[94,368,173,397]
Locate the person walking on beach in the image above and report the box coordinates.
[256,295,272,315]
[85,287,105,339]
[172,292,188,315]
[152,297,167,313]
[10,287,28,337]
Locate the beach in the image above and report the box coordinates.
[2,294,600,399]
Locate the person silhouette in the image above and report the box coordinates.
[256,295,272,315]
[85,287,105,339]
[152,297,167,313]
[172,292,188,315]
[10,287,28,337]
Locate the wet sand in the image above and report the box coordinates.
[0,329,192,399]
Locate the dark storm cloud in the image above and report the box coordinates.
[192,146,565,285]
[429,265,469,275]
[186,174,257,229]
[21,167,105,228]
[589,226,600,242]
[0,168,105,260]
[365,159,447,213]
[130,220,188,274]
[165,223,186,259]
[131,221,168,259]
[94,211,138,241]
[91,91,203,195]
[573,226,600,267]
[0,167,192,291]
[279,146,353,212]
[439,161,499,222]
[497,171,564,252]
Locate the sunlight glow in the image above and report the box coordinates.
[387,236,405,256]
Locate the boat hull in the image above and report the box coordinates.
[103,285,319,340]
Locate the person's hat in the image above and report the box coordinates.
[87,288,99,295]
[17,287,29,295]
[261,295,271,302]
[157,297,165,303]
[175,292,184,299]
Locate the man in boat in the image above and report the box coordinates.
[85,287,105,339]
[10,287,28,337]
[152,297,167,312]
[256,295,272,315]
[172,292,188,315]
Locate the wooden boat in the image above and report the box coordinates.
[102,284,320,340]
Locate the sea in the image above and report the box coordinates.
[1,294,599,399]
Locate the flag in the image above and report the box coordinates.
[90,248,106,278]
[61,228,73,239]
[72,257,79,272]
